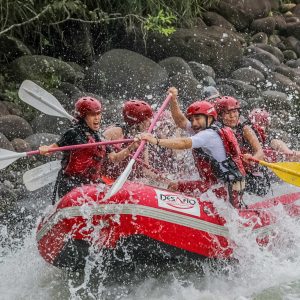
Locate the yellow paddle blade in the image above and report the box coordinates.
[258,160,300,187]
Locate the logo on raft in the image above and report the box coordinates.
[155,189,200,217]
[159,194,196,209]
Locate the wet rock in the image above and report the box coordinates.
[261,90,291,110]
[286,21,300,41]
[159,57,193,77]
[249,44,284,62]
[143,26,243,77]
[212,0,273,31]
[274,64,300,85]
[216,78,258,98]
[240,57,269,77]
[268,35,282,47]
[31,114,70,135]
[169,74,202,105]
[283,36,300,57]
[202,11,236,31]
[201,76,217,88]
[0,133,14,150]
[83,49,168,101]
[250,17,276,35]
[48,87,73,112]
[0,35,31,63]
[11,138,31,152]
[0,101,10,116]
[283,50,298,60]
[230,67,265,85]
[9,55,78,84]
[0,115,33,140]
[246,47,280,69]
[266,72,300,95]
[25,133,59,149]
[188,62,216,81]
[274,15,287,32]
[286,58,300,68]
[250,32,268,44]
[216,84,237,97]
[2,101,22,116]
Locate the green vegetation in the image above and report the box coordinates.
[0,0,218,43]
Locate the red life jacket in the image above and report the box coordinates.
[234,122,253,155]
[64,133,107,181]
[192,122,246,186]
[250,123,277,162]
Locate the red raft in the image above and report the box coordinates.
[36,182,300,270]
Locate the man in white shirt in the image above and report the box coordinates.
[139,87,246,208]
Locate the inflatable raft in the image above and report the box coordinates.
[36,181,300,270]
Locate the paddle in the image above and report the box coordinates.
[23,160,61,191]
[18,80,75,121]
[23,154,168,191]
[0,139,133,170]
[249,157,300,187]
[103,93,172,201]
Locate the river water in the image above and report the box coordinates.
[1,183,300,300]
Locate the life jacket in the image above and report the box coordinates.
[234,122,253,155]
[192,122,246,186]
[63,124,107,182]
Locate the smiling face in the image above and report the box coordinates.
[84,111,102,131]
[189,114,212,133]
[221,109,240,128]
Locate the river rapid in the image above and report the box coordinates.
[1,182,300,300]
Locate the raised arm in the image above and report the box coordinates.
[168,87,189,130]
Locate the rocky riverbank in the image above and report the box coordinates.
[1,0,300,211]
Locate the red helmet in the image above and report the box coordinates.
[186,101,217,120]
[75,97,102,118]
[123,100,153,126]
[249,108,271,127]
[214,96,240,115]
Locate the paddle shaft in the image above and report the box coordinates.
[132,94,172,161]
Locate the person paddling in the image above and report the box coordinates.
[138,87,246,209]
[214,96,270,196]
[103,99,171,184]
[248,108,300,162]
[39,96,139,201]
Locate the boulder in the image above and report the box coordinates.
[0,115,33,140]
[0,133,14,150]
[83,49,169,101]
[230,67,265,85]
[240,57,269,77]
[169,74,203,105]
[0,35,31,63]
[261,90,291,110]
[11,138,31,152]
[188,62,216,81]
[250,17,276,35]
[212,0,273,30]
[158,57,193,77]
[144,27,243,77]
[31,114,70,135]
[9,55,78,84]
[202,11,236,31]
[0,101,10,117]
[25,133,59,149]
